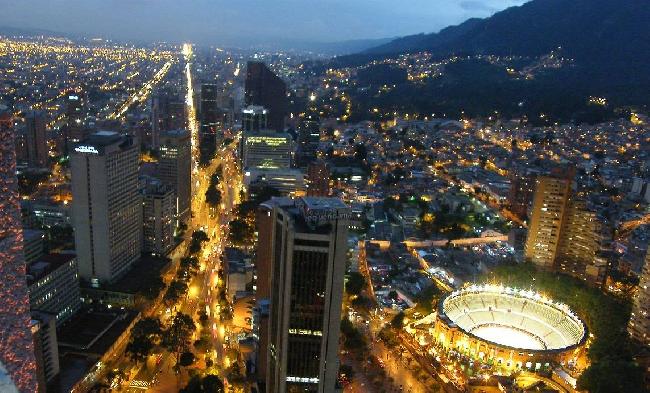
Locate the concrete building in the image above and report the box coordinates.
[525,173,572,270]
[23,229,45,265]
[245,62,288,132]
[30,311,59,385]
[525,170,609,286]
[629,249,650,346]
[244,168,305,196]
[257,197,349,393]
[142,180,175,256]
[159,129,192,225]
[0,110,40,392]
[306,160,330,197]
[70,131,142,285]
[24,111,48,168]
[242,131,292,170]
[27,253,82,326]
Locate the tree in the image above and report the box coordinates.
[126,317,163,363]
[164,280,188,305]
[391,311,405,330]
[205,187,222,208]
[164,313,196,364]
[179,351,195,367]
[180,374,225,393]
[229,219,253,247]
[180,256,200,273]
[346,272,366,296]
[140,275,166,300]
[189,230,209,254]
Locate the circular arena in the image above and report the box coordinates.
[434,284,587,369]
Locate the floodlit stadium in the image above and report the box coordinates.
[434,284,588,369]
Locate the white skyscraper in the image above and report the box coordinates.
[70,131,142,285]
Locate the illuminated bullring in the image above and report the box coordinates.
[434,284,587,369]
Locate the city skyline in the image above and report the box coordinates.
[0,0,527,48]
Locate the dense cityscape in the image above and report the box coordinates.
[0,1,649,393]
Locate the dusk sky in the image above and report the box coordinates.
[0,0,527,47]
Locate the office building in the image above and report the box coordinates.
[244,168,306,196]
[0,110,40,393]
[306,160,330,197]
[63,91,87,153]
[142,180,175,256]
[24,111,48,168]
[70,131,142,285]
[245,62,288,132]
[629,249,650,346]
[30,311,59,385]
[159,129,192,225]
[23,229,45,265]
[200,83,224,150]
[27,253,82,325]
[242,131,292,170]
[257,197,349,393]
[243,105,268,132]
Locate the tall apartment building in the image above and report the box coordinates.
[159,129,192,225]
[242,131,292,170]
[306,160,330,197]
[508,168,538,221]
[525,173,572,270]
[629,249,650,346]
[296,108,320,167]
[555,199,610,285]
[70,132,142,285]
[142,180,175,256]
[200,83,224,150]
[27,253,82,325]
[245,62,288,132]
[257,197,349,393]
[525,170,609,286]
[0,110,40,392]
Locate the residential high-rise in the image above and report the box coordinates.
[306,160,330,197]
[508,168,537,221]
[0,110,40,393]
[24,111,48,168]
[142,180,175,256]
[70,131,142,285]
[525,169,609,286]
[555,199,610,285]
[242,131,292,170]
[245,62,288,132]
[257,197,349,393]
[629,249,650,346]
[159,129,192,225]
[296,107,320,167]
[524,172,572,270]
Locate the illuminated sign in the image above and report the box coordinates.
[75,145,99,154]
[68,95,79,101]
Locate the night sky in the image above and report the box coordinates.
[0,0,527,46]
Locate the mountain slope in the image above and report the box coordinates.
[364,0,650,68]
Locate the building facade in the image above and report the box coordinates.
[245,62,288,132]
[242,131,292,170]
[0,110,40,392]
[24,111,48,168]
[70,132,142,285]
[258,197,349,393]
[159,129,192,226]
[142,181,175,256]
[27,253,82,325]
